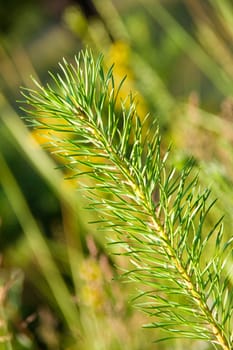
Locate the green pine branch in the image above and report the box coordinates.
[21,49,233,349]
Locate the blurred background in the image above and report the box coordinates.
[0,0,233,349]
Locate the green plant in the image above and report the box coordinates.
[21,49,233,349]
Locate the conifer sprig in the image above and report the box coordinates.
[21,49,233,349]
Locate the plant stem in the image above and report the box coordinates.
[149,216,230,350]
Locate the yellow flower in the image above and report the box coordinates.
[79,258,106,311]
[106,41,148,118]
[79,258,102,283]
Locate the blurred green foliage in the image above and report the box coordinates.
[0,0,233,349]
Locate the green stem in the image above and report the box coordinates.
[149,216,230,350]
[0,302,12,350]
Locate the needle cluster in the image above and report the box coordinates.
[21,49,233,349]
